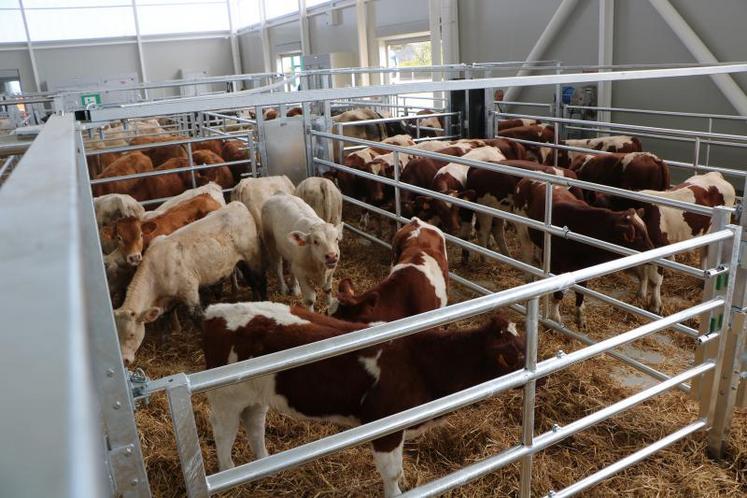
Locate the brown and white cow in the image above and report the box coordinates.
[497,124,556,162]
[203,302,524,497]
[146,182,225,218]
[482,138,528,161]
[543,135,643,167]
[513,179,655,328]
[570,152,670,209]
[497,118,538,131]
[331,217,448,323]
[110,193,224,266]
[636,171,736,312]
[412,108,445,137]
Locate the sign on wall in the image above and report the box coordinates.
[80,93,102,107]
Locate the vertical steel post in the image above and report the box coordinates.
[247,130,257,178]
[484,88,496,138]
[554,62,562,161]
[166,374,209,497]
[302,101,314,177]
[519,297,540,498]
[187,142,197,189]
[257,107,269,175]
[694,207,731,408]
[464,67,472,137]
[393,151,401,227]
[542,181,554,314]
[693,136,701,173]
[705,117,713,166]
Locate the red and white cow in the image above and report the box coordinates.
[513,179,655,328]
[497,124,556,162]
[636,171,736,312]
[331,217,448,323]
[543,135,643,167]
[203,303,524,497]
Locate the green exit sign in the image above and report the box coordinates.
[81,93,101,107]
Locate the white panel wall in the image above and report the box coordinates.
[36,43,140,91]
[0,47,36,93]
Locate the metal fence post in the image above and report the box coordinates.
[256,107,269,173]
[542,181,554,315]
[167,374,209,498]
[520,297,540,498]
[393,150,401,228]
[302,101,313,177]
[187,141,197,189]
[693,137,701,173]
[694,207,732,410]
[705,117,713,166]
[484,87,496,139]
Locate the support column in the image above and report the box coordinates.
[18,0,41,93]
[299,0,311,57]
[597,0,614,124]
[259,0,273,73]
[130,0,149,99]
[226,0,243,85]
[355,0,370,86]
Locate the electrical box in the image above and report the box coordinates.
[301,53,355,89]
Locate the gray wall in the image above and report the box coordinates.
[36,43,140,91]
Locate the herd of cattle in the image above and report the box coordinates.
[89,112,736,497]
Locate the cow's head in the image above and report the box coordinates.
[114,306,161,365]
[289,222,343,269]
[483,314,526,375]
[613,208,653,251]
[330,278,379,321]
[113,216,147,266]
[390,217,446,266]
[412,190,475,235]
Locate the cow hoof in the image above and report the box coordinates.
[292,286,302,297]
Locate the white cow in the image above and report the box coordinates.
[94,193,145,229]
[295,177,343,225]
[114,202,265,364]
[262,193,343,311]
[231,175,295,230]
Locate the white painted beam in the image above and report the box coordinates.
[130,0,149,98]
[597,0,614,123]
[440,0,459,66]
[226,0,243,84]
[649,0,747,116]
[17,0,40,92]
[299,0,311,57]
[259,0,273,73]
[503,0,579,102]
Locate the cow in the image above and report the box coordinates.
[129,134,188,167]
[286,107,303,117]
[231,175,296,231]
[570,152,670,209]
[203,303,524,497]
[513,179,655,328]
[262,193,343,311]
[295,177,343,225]
[109,193,224,266]
[332,109,387,162]
[465,160,579,260]
[192,139,225,157]
[497,124,556,162]
[369,134,416,155]
[146,182,225,219]
[482,138,528,160]
[95,193,145,254]
[411,109,445,137]
[128,162,188,202]
[543,135,643,168]
[114,202,266,364]
[331,217,448,323]
[497,118,538,131]
[221,139,251,181]
[92,152,153,197]
[636,171,736,312]
[192,149,234,189]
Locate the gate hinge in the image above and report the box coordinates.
[128,368,151,405]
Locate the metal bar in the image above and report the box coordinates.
[393,151,401,226]
[318,157,708,277]
[564,104,747,122]
[547,419,707,498]
[519,298,540,498]
[89,158,249,185]
[85,64,747,121]
[402,363,712,497]
[205,301,721,494]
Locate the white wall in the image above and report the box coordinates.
[0,47,36,93]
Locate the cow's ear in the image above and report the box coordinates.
[288,231,308,246]
[636,208,645,219]
[141,221,157,235]
[335,223,344,240]
[138,306,161,323]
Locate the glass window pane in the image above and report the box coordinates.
[236,0,259,28]
[265,0,297,19]
[137,3,229,35]
[24,0,129,6]
[0,10,26,42]
[0,0,19,8]
[26,7,136,41]
[305,0,328,7]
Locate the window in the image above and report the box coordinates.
[25,6,136,41]
[384,37,432,82]
[235,0,260,28]
[0,8,27,43]
[305,0,329,7]
[265,0,297,20]
[276,52,302,91]
[135,0,229,35]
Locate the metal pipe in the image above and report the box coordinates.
[89,158,250,185]
[563,104,747,122]
[547,419,707,498]
[520,298,540,498]
[404,365,712,497]
[204,301,721,493]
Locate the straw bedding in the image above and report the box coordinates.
[130,210,745,497]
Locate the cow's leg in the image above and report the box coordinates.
[169,308,181,334]
[323,270,336,310]
[550,291,564,324]
[575,283,587,330]
[183,284,204,324]
[648,264,664,314]
[459,221,473,265]
[298,276,316,311]
[238,260,268,301]
[371,433,404,497]
[636,265,648,301]
[240,404,269,459]
[474,212,492,263]
[275,257,289,295]
[492,217,510,256]
[290,276,302,297]
[207,391,243,470]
